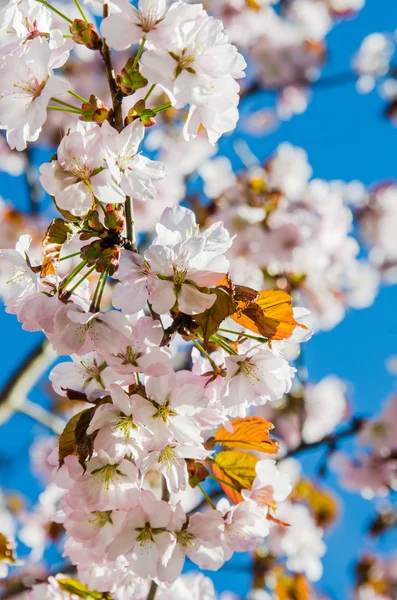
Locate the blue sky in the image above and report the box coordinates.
[1,0,397,597]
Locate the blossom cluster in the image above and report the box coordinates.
[0,1,318,597]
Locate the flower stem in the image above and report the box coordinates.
[73,0,88,22]
[60,251,81,261]
[218,327,269,343]
[153,102,172,114]
[67,264,97,295]
[210,334,238,355]
[47,106,84,115]
[36,0,73,24]
[50,97,84,112]
[144,83,156,101]
[198,483,216,509]
[131,36,146,71]
[191,338,219,371]
[68,90,89,104]
[95,270,108,311]
[59,260,88,290]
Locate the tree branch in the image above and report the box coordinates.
[0,339,61,434]
[282,417,365,460]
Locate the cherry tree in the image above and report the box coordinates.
[0,1,396,600]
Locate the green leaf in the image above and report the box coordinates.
[0,532,16,565]
[58,577,111,599]
[42,218,79,275]
[194,288,236,347]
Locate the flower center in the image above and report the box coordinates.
[91,463,122,488]
[88,510,113,529]
[152,401,178,423]
[115,345,142,366]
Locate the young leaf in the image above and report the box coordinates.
[212,450,258,504]
[214,416,279,454]
[231,289,307,340]
[0,533,16,565]
[58,577,111,599]
[42,218,79,275]
[194,288,236,347]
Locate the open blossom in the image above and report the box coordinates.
[269,501,326,582]
[217,498,270,560]
[242,459,292,510]
[100,0,167,50]
[131,371,209,446]
[137,1,246,143]
[39,124,125,217]
[101,315,172,380]
[86,384,146,460]
[224,343,296,416]
[0,36,68,150]
[107,493,174,578]
[158,503,225,583]
[102,120,165,201]
[65,450,141,511]
[50,305,131,356]
[113,206,231,315]
[49,351,121,400]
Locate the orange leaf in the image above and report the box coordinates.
[214,416,279,454]
[275,569,312,600]
[212,450,258,504]
[231,289,307,340]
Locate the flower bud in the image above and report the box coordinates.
[70,19,102,50]
[117,58,148,96]
[125,99,156,127]
[80,95,110,124]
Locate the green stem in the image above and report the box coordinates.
[191,339,218,371]
[36,0,73,24]
[153,101,172,114]
[218,327,269,344]
[89,272,103,312]
[131,36,146,71]
[208,474,241,492]
[144,83,156,101]
[95,270,108,311]
[73,0,88,22]
[59,260,88,290]
[60,251,81,262]
[47,106,84,115]
[198,483,216,509]
[50,97,84,111]
[210,334,238,355]
[68,90,89,104]
[67,264,97,295]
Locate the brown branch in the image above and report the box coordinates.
[282,416,365,460]
[99,4,123,133]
